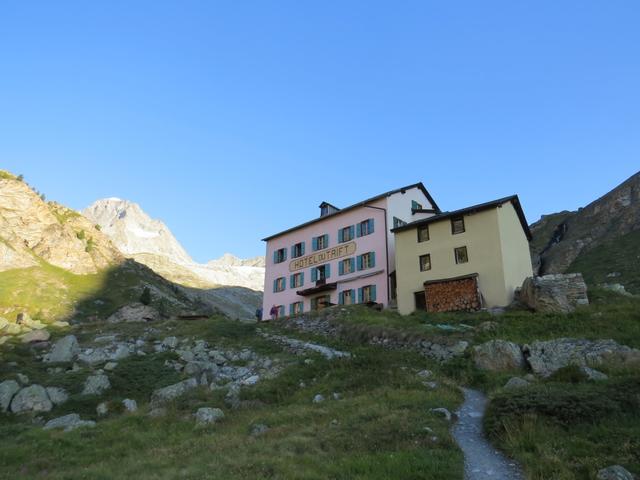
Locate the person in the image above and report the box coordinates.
[255,307,263,322]
[269,304,279,321]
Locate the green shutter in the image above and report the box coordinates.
[312,237,318,251]
[370,251,376,268]
[356,222,362,237]
[324,234,329,248]
[357,255,363,271]
[300,272,304,286]
[339,260,344,275]
[338,228,343,243]
[273,279,277,293]
[311,267,317,282]
[349,225,355,240]
[338,291,344,305]
[357,287,363,303]
[368,219,375,234]
[301,242,305,255]
[290,274,295,287]
[325,263,331,278]
[273,251,277,263]
[371,285,377,302]
[289,303,294,315]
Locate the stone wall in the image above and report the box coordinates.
[424,275,481,313]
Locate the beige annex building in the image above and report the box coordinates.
[392,196,533,315]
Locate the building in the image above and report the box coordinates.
[261,183,440,320]
[391,196,533,315]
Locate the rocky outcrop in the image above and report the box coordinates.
[472,340,525,372]
[517,274,589,313]
[44,335,80,363]
[106,303,160,323]
[525,338,640,377]
[10,385,53,413]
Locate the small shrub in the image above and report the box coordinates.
[76,230,86,240]
[140,286,152,306]
[94,224,101,231]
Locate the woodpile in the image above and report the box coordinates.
[424,275,481,313]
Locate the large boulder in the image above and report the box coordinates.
[516,273,589,313]
[0,380,20,412]
[107,303,160,323]
[43,335,79,363]
[82,374,111,396]
[596,465,635,480]
[46,387,69,405]
[525,338,640,377]
[43,414,96,432]
[20,329,51,343]
[150,378,198,407]
[194,407,224,426]
[10,385,53,413]
[472,340,525,372]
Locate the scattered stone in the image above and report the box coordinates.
[517,273,589,313]
[194,407,224,426]
[10,385,53,413]
[250,423,270,436]
[148,407,167,418]
[525,338,640,377]
[107,303,160,323]
[429,407,452,422]
[150,378,198,407]
[241,375,260,386]
[162,336,179,349]
[313,394,325,404]
[596,465,635,480]
[46,387,69,405]
[417,369,432,379]
[96,402,109,416]
[476,321,498,333]
[43,413,96,432]
[580,366,608,381]
[0,380,20,412]
[601,283,632,297]
[82,374,111,396]
[330,419,339,426]
[104,362,118,371]
[504,377,530,390]
[20,329,50,343]
[16,373,29,385]
[94,335,118,343]
[473,340,525,372]
[423,382,438,389]
[43,335,80,363]
[332,392,342,400]
[122,398,138,412]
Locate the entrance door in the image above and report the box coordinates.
[414,291,427,311]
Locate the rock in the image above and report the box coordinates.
[148,407,167,418]
[20,329,50,343]
[150,378,198,407]
[517,274,589,313]
[43,413,96,432]
[162,336,179,349]
[82,374,111,395]
[580,366,608,381]
[250,423,270,436]
[504,377,530,390]
[122,398,138,412]
[429,407,452,422]
[194,407,225,426]
[16,373,29,385]
[332,392,342,400]
[596,465,635,480]
[224,384,241,409]
[0,380,20,412]
[313,394,325,404]
[416,369,432,379]
[241,375,260,386]
[46,387,69,405]
[96,402,109,416]
[10,385,53,413]
[44,335,80,363]
[107,303,160,323]
[526,338,640,377]
[104,362,118,371]
[472,340,525,372]
[601,283,632,297]
[476,321,498,333]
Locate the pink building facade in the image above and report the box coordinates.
[261,183,439,320]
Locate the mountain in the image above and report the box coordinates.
[83,199,265,292]
[530,171,640,293]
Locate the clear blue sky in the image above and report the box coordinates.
[1,1,638,262]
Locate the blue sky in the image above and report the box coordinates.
[1,1,638,262]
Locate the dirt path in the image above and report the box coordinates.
[452,388,524,480]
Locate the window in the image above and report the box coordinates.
[290,302,304,315]
[320,205,329,216]
[357,252,376,270]
[291,242,305,258]
[311,264,331,282]
[339,289,355,305]
[339,257,355,275]
[290,272,304,288]
[338,225,355,243]
[417,225,430,242]
[356,218,374,237]
[358,285,377,303]
[393,217,407,229]
[451,216,465,235]
[313,234,329,251]
[454,246,469,264]
[311,294,331,310]
[273,277,286,292]
[273,248,287,264]
[411,200,423,211]
[419,254,431,271]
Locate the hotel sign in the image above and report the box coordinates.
[289,241,357,272]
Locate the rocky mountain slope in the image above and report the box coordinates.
[83,199,265,292]
[530,171,640,293]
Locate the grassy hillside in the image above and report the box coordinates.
[0,259,194,323]
[568,230,640,294]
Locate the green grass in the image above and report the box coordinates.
[0,316,464,480]
[568,230,640,294]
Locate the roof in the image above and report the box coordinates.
[391,195,532,240]
[262,182,441,241]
